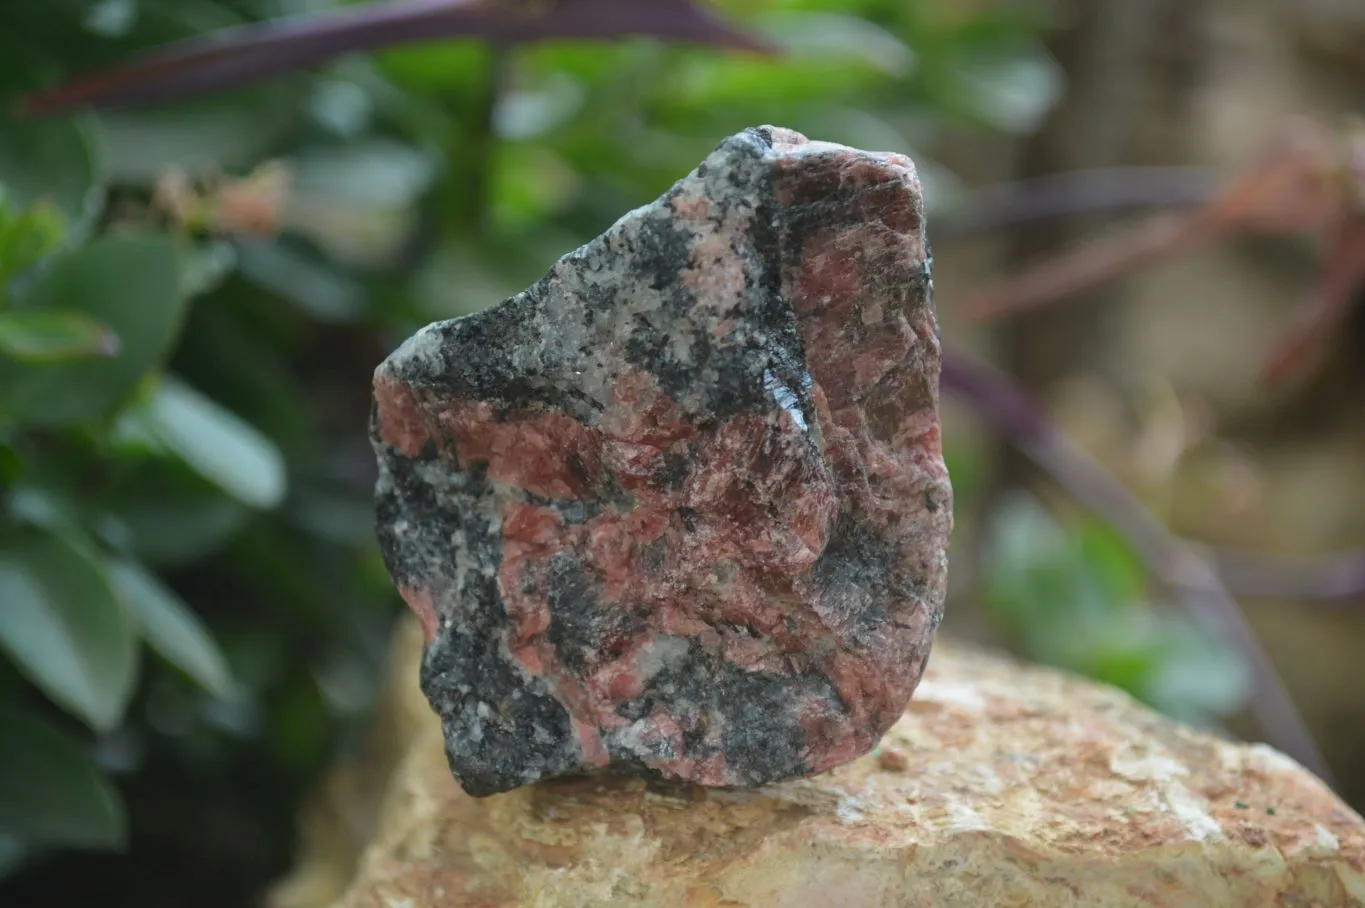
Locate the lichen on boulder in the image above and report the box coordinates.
[369,126,951,797]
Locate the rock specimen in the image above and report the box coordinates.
[369,126,951,797]
[268,617,1365,908]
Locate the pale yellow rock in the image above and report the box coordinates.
[270,617,1365,908]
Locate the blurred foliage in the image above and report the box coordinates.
[0,1,1250,905]
[979,494,1252,730]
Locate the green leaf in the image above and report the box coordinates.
[106,558,237,701]
[490,146,581,230]
[234,241,366,324]
[1073,519,1146,608]
[0,706,126,850]
[0,113,104,227]
[180,240,238,299]
[1142,616,1253,724]
[97,84,307,185]
[138,377,286,509]
[493,76,586,141]
[100,464,252,567]
[954,51,1063,135]
[0,199,67,291]
[0,310,119,363]
[285,140,436,267]
[0,233,187,426]
[982,495,1149,668]
[83,0,137,38]
[6,484,83,536]
[755,11,915,77]
[0,530,138,730]
[0,441,22,486]
[0,833,26,879]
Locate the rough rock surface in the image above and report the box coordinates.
[269,616,1365,908]
[370,126,951,796]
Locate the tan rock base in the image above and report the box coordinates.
[270,617,1365,908]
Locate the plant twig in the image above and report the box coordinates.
[940,348,1333,784]
[952,120,1365,390]
[1214,549,1365,602]
[21,0,773,115]
[957,121,1341,319]
[932,166,1221,240]
[1261,210,1365,385]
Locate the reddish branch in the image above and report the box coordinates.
[932,166,1222,239]
[958,117,1365,386]
[1214,549,1365,602]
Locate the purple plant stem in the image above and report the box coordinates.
[22,0,773,115]
[934,166,1222,239]
[1215,550,1365,602]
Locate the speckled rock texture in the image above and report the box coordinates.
[370,126,951,797]
[268,616,1365,908]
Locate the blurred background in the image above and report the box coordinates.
[1,1,1363,906]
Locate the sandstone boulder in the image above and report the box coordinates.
[270,616,1365,908]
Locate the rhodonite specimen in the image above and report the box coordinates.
[370,126,952,798]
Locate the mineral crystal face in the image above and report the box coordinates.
[370,126,952,797]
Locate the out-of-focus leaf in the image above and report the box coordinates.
[0,706,126,850]
[0,310,119,363]
[0,114,104,227]
[0,833,26,879]
[290,140,436,209]
[954,51,1062,135]
[666,53,882,110]
[103,476,251,568]
[180,240,238,298]
[0,197,67,291]
[235,242,366,322]
[0,233,186,425]
[0,441,21,487]
[83,0,137,38]
[1143,616,1253,726]
[941,440,987,512]
[939,8,1060,51]
[1084,640,1167,698]
[96,85,309,184]
[5,484,83,536]
[755,11,914,77]
[981,494,1252,725]
[287,492,379,548]
[267,674,330,773]
[107,558,237,700]
[374,41,487,93]
[0,529,138,731]
[494,75,587,141]
[281,140,436,266]
[491,145,582,229]
[983,494,1079,631]
[413,244,526,319]
[1074,519,1146,607]
[136,377,287,509]
[308,78,375,138]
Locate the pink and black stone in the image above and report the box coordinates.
[370,126,952,797]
